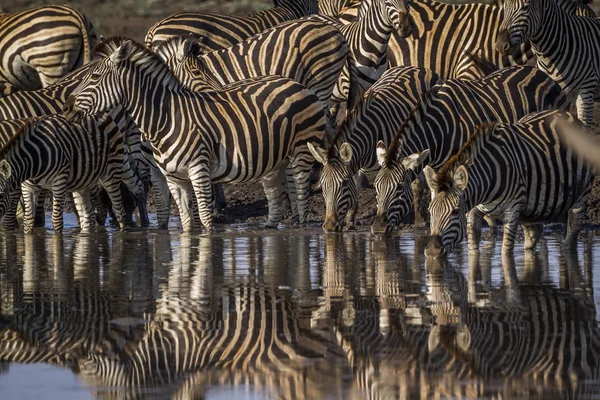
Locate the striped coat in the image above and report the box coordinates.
[145,0,318,51]
[68,40,326,232]
[0,5,97,90]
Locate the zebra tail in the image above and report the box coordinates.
[346,53,363,111]
[72,9,97,65]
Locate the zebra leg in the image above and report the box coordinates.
[501,209,521,254]
[101,180,126,231]
[412,173,428,227]
[213,184,227,212]
[167,181,195,232]
[523,223,544,250]
[72,190,96,233]
[90,186,107,226]
[3,190,21,230]
[576,88,596,128]
[121,153,149,227]
[564,206,585,251]
[188,165,214,232]
[466,209,483,253]
[261,167,287,228]
[151,167,171,230]
[289,155,312,225]
[50,189,67,234]
[483,215,498,237]
[21,186,41,234]
[285,162,299,224]
[33,190,47,228]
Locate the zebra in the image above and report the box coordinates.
[0,5,97,90]
[67,39,326,232]
[497,0,600,127]
[307,66,441,232]
[0,113,146,233]
[144,0,318,51]
[309,0,413,114]
[0,40,162,228]
[154,19,362,133]
[371,65,566,236]
[0,80,17,97]
[423,111,593,257]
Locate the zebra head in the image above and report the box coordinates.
[424,164,468,258]
[372,141,430,236]
[308,142,358,232]
[0,159,12,219]
[384,0,413,37]
[497,0,541,55]
[66,40,135,119]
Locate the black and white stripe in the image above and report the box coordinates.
[497,0,600,127]
[372,66,567,234]
[68,39,326,232]
[424,111,593,256]
[0,114,145,233]
[308,66,441,232]
[154,19,362,131]
[0,5,97,90]
[145,0,318,51]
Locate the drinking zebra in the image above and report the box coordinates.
[371,65,566,235]
[497,0,600,126]
[145,0,318,51]
[67,40,326,232]
[424,111,593,256]
[0,114,146,233]
[308,66,441,232]
[0,5,97,90]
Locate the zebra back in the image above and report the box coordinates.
[387,0,534,79]
[0,5,97,90]
[154,19,355,111]
[145,0,318,51]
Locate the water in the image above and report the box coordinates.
[0,214,599,399]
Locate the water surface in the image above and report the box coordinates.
[0,214,599,399]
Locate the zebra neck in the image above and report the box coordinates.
[347,0,395,66]
[529,2,569,58]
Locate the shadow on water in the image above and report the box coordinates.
[0,217,599,399]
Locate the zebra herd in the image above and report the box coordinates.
[0,0,599,254]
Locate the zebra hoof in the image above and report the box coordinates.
[264,221,279,229]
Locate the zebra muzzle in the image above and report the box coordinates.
[371,214,392,236]
[495,29,513,56]
[323,213,341,232]
[425,235,446,258]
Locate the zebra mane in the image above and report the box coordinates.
[384,87,438,165]
[0,117,43,157]
[433,122,497,191]
[154,36,204,63]
[92,35,137,59]
[96,38,182,88]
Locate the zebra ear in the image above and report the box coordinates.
[109,40,134,65]
[456,324,471,351]
[428,325,440,352]
[376,141,387,167]
[423,165,436,190]
[339,142,353,163]
[307,142,327,165]
[179,35,201,61]
[453,165,469,191]
[401,149,430,172]
[0,159,11,179]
